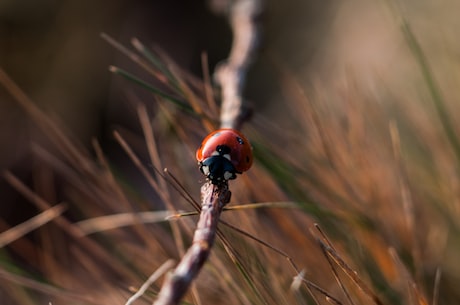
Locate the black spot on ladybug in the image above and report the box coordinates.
[246,156,250,163]
[236,136,244,145]
[216,145,231,155]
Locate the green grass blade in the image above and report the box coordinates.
[401,19,460,162]
[109,66,196,114]
[131,38,180,89]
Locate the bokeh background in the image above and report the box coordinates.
[1,0,460,304]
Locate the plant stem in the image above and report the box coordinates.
[153,183,231,305]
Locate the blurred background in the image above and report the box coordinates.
[1,0,460,304]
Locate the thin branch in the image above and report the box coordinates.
[214,0,262,129]
[153,2,262,304]
[153,183,231,305]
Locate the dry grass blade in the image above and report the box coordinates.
[214,228,267,304]
[0,69,92,171]
[91,138,136,209]
[0,204,67,247]
[388,248,429,305]
[200,52,219,116]
[315,222,385,305]
[137,103,187,257]
[112,126,197,297]
[321,242,356,305]
[0,267,99,305]
[313,224,356,305]
[219,219,300,274]
[2,171,82,237]
[125,259,175,305]
[2,170,136,282]
[113,125,197,288]
[75,211,173,235]
[165,211,199,220]
[389,121,422,280]
[318,239,385,305]
[113,130,162,195]
[299,278,343,305]
[432,268,441,305]
[224,201,299,211]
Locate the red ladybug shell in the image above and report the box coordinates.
[196,128,253,173]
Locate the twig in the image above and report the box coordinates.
[153,183,231,305]
[214,0,262,129]
[153,1,262,304]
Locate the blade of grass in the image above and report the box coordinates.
[109,66,194,113]
[298,277,343,305]
[0,267,99,305]
[216,229,268,305]
[0,204,67,247]
[0,68,92,170]
[2,170,137,282]
[125,259,175,305]
[137,103,188,261]
[224,201,299,211]
[131,38,180,89]
[388,247,429,305]
[75,211,173,235]
[432,267,441,305]
[219,220,300,274]
[101,32,169,83]
[200,52,219,116]
[400,18,460,162]
[318,238,385,305]
[319,239,356,305]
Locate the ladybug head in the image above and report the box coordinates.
[200,145,237,185]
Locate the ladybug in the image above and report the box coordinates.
[196,128,253,185]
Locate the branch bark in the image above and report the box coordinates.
[153,183,231,305]
[214,0,262,130]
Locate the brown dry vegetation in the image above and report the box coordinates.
[1,1,460,305]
